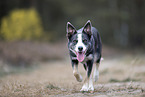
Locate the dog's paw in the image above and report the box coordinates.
[74,72,83,82]
[80,82,89,92]
[80,85,88,91]
[88,78,94,91]
[80,85,94,92]
[88,84,94,91]
[78,75,83,82]
[80,78,94,92]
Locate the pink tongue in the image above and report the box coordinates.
[77,52,85,62]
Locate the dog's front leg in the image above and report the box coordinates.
[72,61,83,82]
[81,60,94,91]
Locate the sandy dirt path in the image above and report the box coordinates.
[0,56,145,97]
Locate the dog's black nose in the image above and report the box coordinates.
[78,46,83,51]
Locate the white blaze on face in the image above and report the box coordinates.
[75,33,87,62]
[75,33,86,52]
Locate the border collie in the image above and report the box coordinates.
[66,20,102,91]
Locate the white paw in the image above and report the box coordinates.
[80,83,89,91]
[80,84,94,91]
[88,84,94,91]
[88,78,94,91]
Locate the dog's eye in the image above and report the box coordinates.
[73,40,78,44]
[83,39,87,44]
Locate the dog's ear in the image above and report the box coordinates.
[66,22,77,39]
[83,20,92,38]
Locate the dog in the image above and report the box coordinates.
[66,20,102,91]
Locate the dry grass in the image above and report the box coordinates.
[0,55,145,97]
[0,41,67,67]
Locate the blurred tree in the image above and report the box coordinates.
[1,8,43,41]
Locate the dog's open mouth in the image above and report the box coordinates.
[76,51,85,62]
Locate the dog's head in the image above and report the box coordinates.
[66,20,92,62]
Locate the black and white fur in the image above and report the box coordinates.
[66,20,102,91]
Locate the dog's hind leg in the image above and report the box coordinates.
[93,54,101,82]
[93,62,100,82]
[72,61,83,82]
[93,31,102,82]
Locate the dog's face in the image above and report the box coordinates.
[66,20,92,62]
